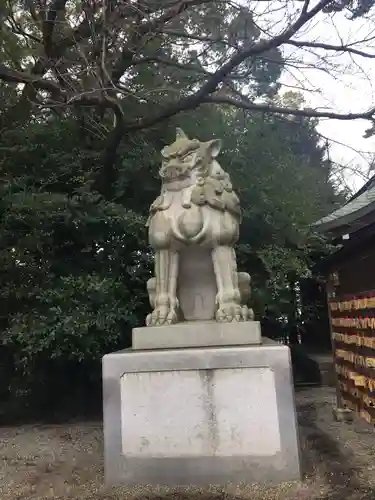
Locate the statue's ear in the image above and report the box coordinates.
[176,127,188,140]
[206,138,221,158]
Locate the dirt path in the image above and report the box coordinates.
[1,387,375,500]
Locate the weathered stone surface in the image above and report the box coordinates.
[132,320,262,350]
[333,406,354,422]
[145,128,254,326]
[103,339,301,486]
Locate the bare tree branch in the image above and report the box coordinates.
[286,40,375,59]
[160,29,229,45]
[104,0,334,134]
[2,0,375,184]
[203,94,375,121]
[190,0,333,100]
[0,63,61,94]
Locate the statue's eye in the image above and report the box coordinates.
[182,152,195,162]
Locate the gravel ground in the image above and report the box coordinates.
[1,387,375,500]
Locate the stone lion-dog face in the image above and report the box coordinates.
[145,128,254,326]
[159,128,222,184]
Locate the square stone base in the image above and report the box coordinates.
[103,340,301,486]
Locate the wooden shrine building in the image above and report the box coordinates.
[314,175,375,424]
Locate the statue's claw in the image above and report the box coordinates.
[146,305,179,326]
[166,310,178,324]
[216,303,251,322]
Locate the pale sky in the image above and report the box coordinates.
[253,1,375,192]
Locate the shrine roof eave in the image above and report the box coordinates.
[313,187,375,236]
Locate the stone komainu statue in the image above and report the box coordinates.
[146,128,254,326]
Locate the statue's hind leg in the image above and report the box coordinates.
[146,249,179,326]
[212,246,248,322]
[237,271,254,320]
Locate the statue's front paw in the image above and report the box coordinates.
[146,306,169,326]
[166,308,179,325]
[216,303,242,322]
[215,303,253,322]
[146,305,179,326]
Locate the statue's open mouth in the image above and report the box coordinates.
[159,163,189,180]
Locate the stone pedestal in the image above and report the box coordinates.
[103,334,301,486]
[132,320,261,350]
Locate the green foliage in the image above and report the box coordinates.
[0,122,147,371]
[4,274,131,361]
[218,112,336,317]
[0,107,339,350]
